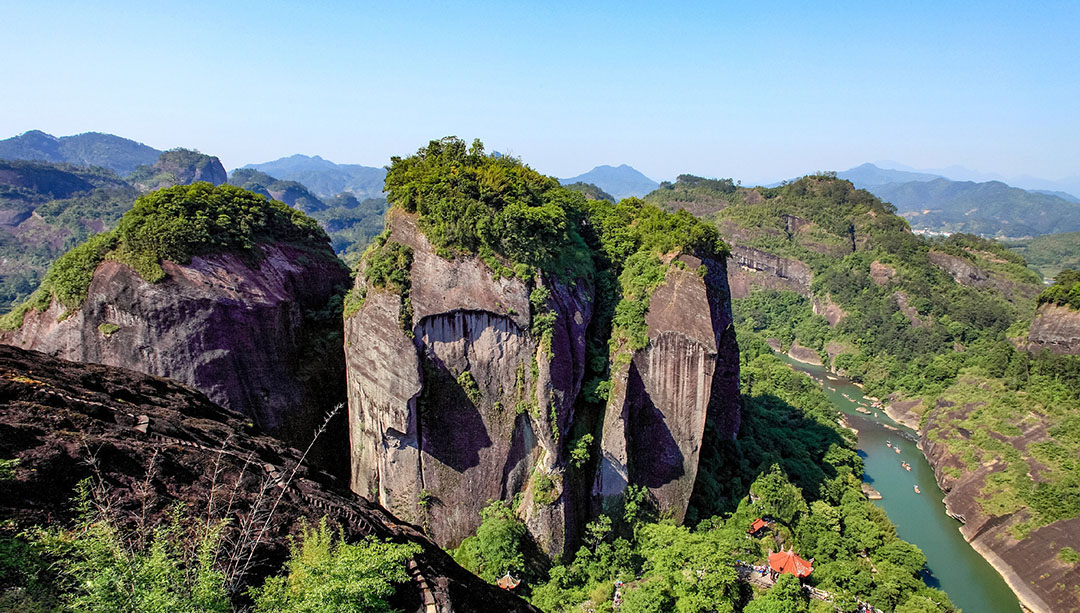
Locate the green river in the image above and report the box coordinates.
[775,353,1021,613]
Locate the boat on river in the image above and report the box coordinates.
[914,485,921,494]
[895,447,901,454]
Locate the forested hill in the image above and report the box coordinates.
[242,154,386,199]
[0,160,137,311]
[648,173,1080,612]
[0,130,161,175]
[871,178,1080,238]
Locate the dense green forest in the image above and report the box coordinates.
[449,333,953,612]
[1037,269,1080,310]
[648,173,1080,554]
[0,160,138,312]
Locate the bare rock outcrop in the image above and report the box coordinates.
[928,250,991,288]
[812,293,847,325]
[593,254,740,522]
[921,404,1080,613]
[1,243,350,452]
[727,244,812,298]
[1027,303,1080,355]
[0,344,538,613]
[346,210,592,556]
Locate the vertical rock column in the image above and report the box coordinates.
[594,254,740,521]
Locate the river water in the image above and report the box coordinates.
[774,353,1020,613]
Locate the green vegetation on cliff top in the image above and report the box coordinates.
[655,173,1080,546]
[1037,269,1080,310]
[453,332,953,612]
[1,182,333,328]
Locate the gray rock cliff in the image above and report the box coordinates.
[1,242,350,452]
[593,254,740,522]
[346,210,592,556]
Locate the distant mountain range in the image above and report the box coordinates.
[560,164,658,200]
[837,163,944,187]
[242,154,386,200]
[0,130,161,176]
[837,163,1080,238]
[873,160,1080,201]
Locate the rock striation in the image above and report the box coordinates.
[726,244,812,298]
[345,210,741,555]
[1,242,350,454]
[1027,303,1080,355]
[346,210,592,556]
[0,344,538,613]
[592,254,740,522]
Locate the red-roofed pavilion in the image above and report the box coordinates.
[768,547,813,579]
[747,518,769,536]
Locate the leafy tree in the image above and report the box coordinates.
[451,500,528,583]
[744,573,808,613]
[250,520,420,613]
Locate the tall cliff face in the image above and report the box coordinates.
[1,242,350,451]
[1027,303,1080,355]
[593,255,740,521]
[346,210,592,556]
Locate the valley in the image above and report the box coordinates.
[1,135,1078,612]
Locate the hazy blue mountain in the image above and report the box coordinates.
[874,160,1080,201]
[1030,189,1080,204]
[0,130,161,176]
[838,163,943,188]
[242,154,386,199]
[559,164,658,200]
[228,168,326,213]
[871,178,1080,238]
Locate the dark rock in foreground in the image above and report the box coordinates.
[0,345,538,613]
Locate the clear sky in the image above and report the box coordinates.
[2,1,1077,184]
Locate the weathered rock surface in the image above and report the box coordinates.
[928,250,990,288]
[812,293,847,326]
[0,345,538,613]
[1,243,350,455]
[727,244,812,298]
[921,399,1080,613]
[346,210,592,556]
[1027,303,1080,355]
[594,254,740,522]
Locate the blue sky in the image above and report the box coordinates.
[2,1,1077,184]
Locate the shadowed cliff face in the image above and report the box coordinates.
[1027,303,1080,355]
[0,344,539,613]
[0,243,351,460]
[593,254,740,522]
[346,210,593,556]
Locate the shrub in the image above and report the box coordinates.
[249,519,420,613]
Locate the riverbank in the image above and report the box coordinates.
[965,535,1051,613]
[775,353,1025,612]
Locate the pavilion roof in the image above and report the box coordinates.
[768,547,813,578]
